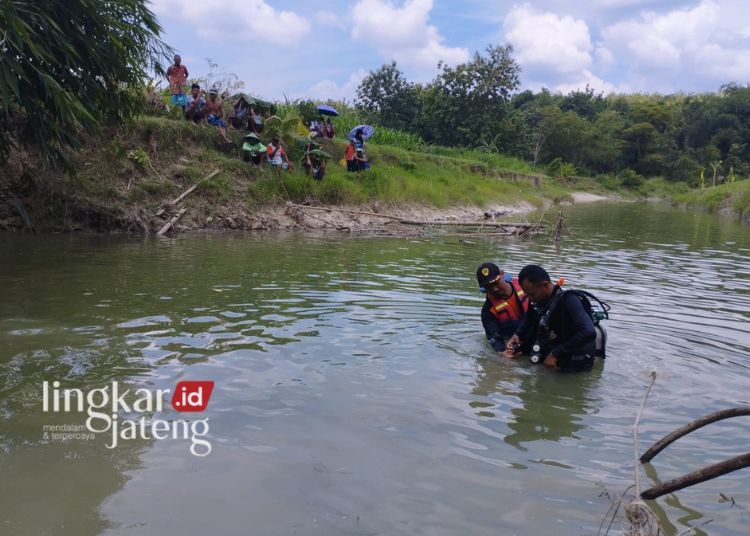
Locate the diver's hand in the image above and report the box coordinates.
[543,354,558,368]
[505,334,520,350]
[501,335,521,358]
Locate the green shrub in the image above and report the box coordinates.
[619,169,644,190]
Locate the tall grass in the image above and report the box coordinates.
[673,178,750,216]
[245,153,546,208]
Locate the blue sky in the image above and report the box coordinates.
[150,0,750,101]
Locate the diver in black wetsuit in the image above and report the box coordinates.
[504,264,598,372]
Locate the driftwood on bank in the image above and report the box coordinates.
[156,207,186,236]
[156,169,220,217]
[640,407,750,463]
[286,203,540,232]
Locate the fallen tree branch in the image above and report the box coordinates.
[156,169,220,216]
[642,453,750,500]
[640,407,750,463]
[156,207,186,236]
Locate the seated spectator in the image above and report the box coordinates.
[267,136,293,171]
[242,133,266,167]
[185,84,206,123]
[323,118,335,139]
[303,147,326,181]
[229,96,251,130]
[205,87,232,144]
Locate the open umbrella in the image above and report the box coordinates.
[317,105,339,117]
[348,125,375,141]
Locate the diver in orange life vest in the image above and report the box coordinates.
[477,262,529,354]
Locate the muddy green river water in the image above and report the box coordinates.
[1,202,749,535]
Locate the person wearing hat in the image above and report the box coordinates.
[477,262,529,353]
[205,87,232,144]
[242,133,266,167]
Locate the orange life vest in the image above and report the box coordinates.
[487,278,529,322]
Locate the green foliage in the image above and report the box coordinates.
[127,147,150,169]
[292,99,319,125]
[419,44,520,147]
[0,0,171,165]
[547,158,577,178]
[356,62,421,131]
[619,169,645,190]
[348,45,750,186]
[595,174,621,190]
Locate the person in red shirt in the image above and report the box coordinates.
[166,55,189,111]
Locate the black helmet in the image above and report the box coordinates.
[476,262,501,291]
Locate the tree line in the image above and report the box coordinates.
[356,46,750,186]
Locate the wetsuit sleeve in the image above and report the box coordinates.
[551,294,596,361]
[481,301,506,352]
[514,305,538,343]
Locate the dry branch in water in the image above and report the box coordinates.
[640,407,750,463]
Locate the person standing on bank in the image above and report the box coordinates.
[166,55,189,112]
[504,264,597,372]
[477,262,529,354]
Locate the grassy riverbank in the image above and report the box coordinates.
[0,116,623,232]
[671,180,750,223]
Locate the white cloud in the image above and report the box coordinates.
[309,70,369,101]
[351,0,469,69]
[598,0,750,89]
[503,4,593,77]
[602,0,720,71]
[595,44,615,66]
[590,0,664,6]
[693,44,750,81]
[150,0,310,45]
[552,70,620,95]
[316,10,347,29]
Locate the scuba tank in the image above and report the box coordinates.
[577,289,609,358]
[528,284,611,365]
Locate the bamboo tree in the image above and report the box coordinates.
[0,1,172,166]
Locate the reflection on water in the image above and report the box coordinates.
[1,203,749,535]
[471,358,602,451]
